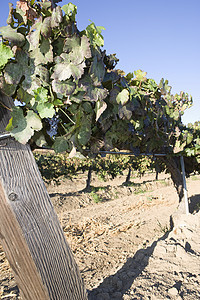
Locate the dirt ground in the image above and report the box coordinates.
[1,171,200,299]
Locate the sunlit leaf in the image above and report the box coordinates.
[9,107,42,144]
[0,25,25,46]
[86,22,105,48]
[62,3,77,22]
[27,17,43,50]
[95,100,107,121]
[30,38,53,65]
[37,102,55,118]
[0,43,14,69]
[51,6,63,27]
[41,17,52,38]
[116,89,129,105]
[134,70,147,82]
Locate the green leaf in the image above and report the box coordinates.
[0,75,17,96]
[77,117,92,145]
[34,133,47,148]
[5,117,14,132]
[159,78,172,95]
[86,22,105,48]
[118,106,132,120]
[27,17,43,51]
[52,55,85,81]
[9,107,42,144]
[134,70,147,82]
[51,6,63,27]
[41,17,52,38]
[0,43,14,69]
[34,87,48,103]
[17,87,34,104]
[33,87,55,119]
[52,79,76,97]
[4,62,23,85]
[116,89,129,105]
[134,119,143,130]
[82,102,93,113]
[95,100,107,121]
[90,55,105,83]
[62,3,77,22]
[3,50,41,95]
[0,26,25,46]
[125,72,134,81]
[186,133,193,145]
[53,137,72,153]
[52,36,91,81]
[37,102,55,119]
[79,75,108,102]
[30,38,53,66]
[64,35,91,63]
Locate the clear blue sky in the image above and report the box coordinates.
[0,0,199,124]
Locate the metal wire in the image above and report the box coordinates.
[0,133,12,140]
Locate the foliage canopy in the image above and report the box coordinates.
[0,0,198,162]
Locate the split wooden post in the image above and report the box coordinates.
[0,91,87,299]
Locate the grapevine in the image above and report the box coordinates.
[0,0,199,202]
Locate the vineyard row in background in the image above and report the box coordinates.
[34,151,191,189]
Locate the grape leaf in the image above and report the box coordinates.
[77,117,92,145]
[51,54,86,81]
[118,105,132,120]
[17,87,34,104]
[79,75,108,102]
[51,6,63,27]
[116,89,129,105]
[33,87,55,119]
[0,75,17,96]
[95,100,107,121]
[86,22,105,48]
[64,35,91,63]
[62,3,77,22]
[8,107,42,144]
[0,25,25,46]
[90,55,105,84]
[53,136,72,153]
[30,38,53,66]
[41,17,52,38]
[3,49,41,95]
[4,62,23,85]
[0,43,14,69]
[27,17,43,50]
[134,70,147,82]
[52,36,91,81]
[52,79,76,98]
[37,102,55,118]
[159,78,172,95]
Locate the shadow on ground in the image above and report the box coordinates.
[189,194,200,213]
[88,231,170,300]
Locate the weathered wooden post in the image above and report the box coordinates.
[0,91,87,299]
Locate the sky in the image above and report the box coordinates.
[0,0,199,124]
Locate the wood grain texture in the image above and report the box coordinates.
[0,181,49,300]
[0,92,88,299]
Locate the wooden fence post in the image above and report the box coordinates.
[0,91,87,299]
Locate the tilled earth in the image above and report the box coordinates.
[0,172,200,299]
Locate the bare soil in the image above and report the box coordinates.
[1,172,200,299]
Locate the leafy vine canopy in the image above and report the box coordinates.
[0,0,195,157]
